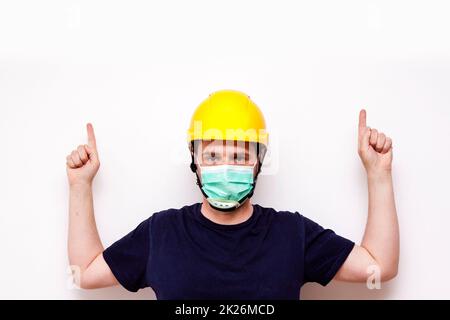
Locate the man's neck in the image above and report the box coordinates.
[200,198,253,225]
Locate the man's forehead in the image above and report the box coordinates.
[200,140,255,152]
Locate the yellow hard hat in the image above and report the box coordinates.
[187,89,268,146]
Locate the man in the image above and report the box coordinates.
[66,90,399,299]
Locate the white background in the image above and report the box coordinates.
[1,0,449,299]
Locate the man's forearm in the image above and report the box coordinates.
[361,170,399,277]
[335,110,399,283]
[68,183,104,271]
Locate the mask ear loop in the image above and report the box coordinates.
[190,141,210,198]
[241,142,260,203]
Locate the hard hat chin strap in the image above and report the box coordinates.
[189,141,263,212]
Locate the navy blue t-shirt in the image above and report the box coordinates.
[103,203,354,299]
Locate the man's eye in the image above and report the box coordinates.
[205,153,219,162]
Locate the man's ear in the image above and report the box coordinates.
[189,141,198,172]
[190,161,197,173]
[258,144,267,164]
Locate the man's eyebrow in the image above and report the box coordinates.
[232,150,249,156]
[201,149,249,155]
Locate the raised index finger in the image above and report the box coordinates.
[86,123,97,149]
[358,109,367,133]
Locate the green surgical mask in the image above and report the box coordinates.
[199,164,256,211]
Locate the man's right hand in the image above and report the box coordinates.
[66,123,100,187]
